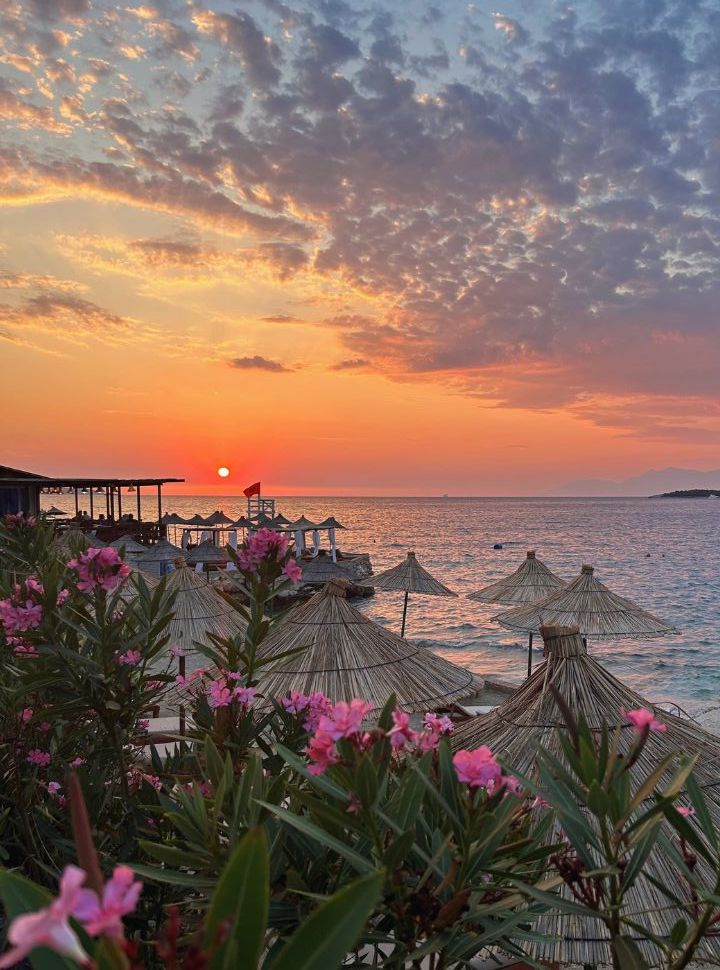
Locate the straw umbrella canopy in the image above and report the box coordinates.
[255,579,474,711]
[204,510,233,526]
[452,625,720,967]
[109,536,147,555]
[137,539,185,577]
[468,551,566,677]
[185,539,229,567]
[161,513,187,525]
[271,513,291,526]
[315,516,347,530]
[45,506,67,517]
[289,516,319,531]
[359,551,457,637]
[185,513,210,526]
[495,564,677,640]
[118,567,159,603]
[54,529,106,553]
[231,516,251,529]
[162,562,245,661]
[300,556,354,586]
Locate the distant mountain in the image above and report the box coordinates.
[549,467,720,497]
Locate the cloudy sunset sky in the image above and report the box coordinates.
[1,0,718,494]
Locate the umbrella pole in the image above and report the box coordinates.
[400,591,409,638]
[527,631,533,678]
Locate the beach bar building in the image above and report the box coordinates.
[0,464,183,543]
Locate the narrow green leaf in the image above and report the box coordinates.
[612,936,650,970]
[204,827,269,970]
[269,870,383,970]
[257,802,373,874]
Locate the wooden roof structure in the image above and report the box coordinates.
[452,625,720,966]
[468,550,566,605]
[494,565,677,639]
[254,579,475,711]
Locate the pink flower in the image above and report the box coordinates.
[3,512,37,529]
[136,720,150,731]
[25,577,44,596]
[388,709,417,750]
[56,589,70,607]
[318,699,372,741]
[282,558,303,583]
[281,690,312,714]
[0,865,89,968]
[176,668,206,688]
[233,685,256,706]
[677,805,695,818]
[169,644,185,657]
[453,747,502,790]
[39,721,51,732]
[423,712,453,735]
[47,781,62,796]
[236,528,290,571]
[624,708,666,734]
[67,547,131,594]
[21,707,33,723]
[73,865,142,939]
[304,692,333,730]
[307,731,339,775]
[118,650,142,666]
[13,641,38,656]
[142,773,162,791]
[27,749,51,767]
[502,775,524,796]
[69,757,86,768]
[208,680,232,709]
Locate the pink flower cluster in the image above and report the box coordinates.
[0,864,142,968]
[2,512,37,529]
[117,649,142,666]
[26,749,51,767]
[207,676,256,709]
[67,547,131,594]
[0,578,44,638]
[235,528,303,582]
[624,708,666,734]
[296,698,456,776]
[453,747,503,791]
[280,690,334,729]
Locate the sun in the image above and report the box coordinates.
[217,466,230,478]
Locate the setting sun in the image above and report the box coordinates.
[217,467,230,479]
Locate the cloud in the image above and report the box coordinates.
[330,357,369,370]
[228,355,292,372]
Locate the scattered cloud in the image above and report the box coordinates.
[228,355,292,373]
[331,357,369,370]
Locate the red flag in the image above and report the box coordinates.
[243,481,261,498]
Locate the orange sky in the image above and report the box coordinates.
[1,1,719,495]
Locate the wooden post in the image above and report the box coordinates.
[89,487,94,523]
[157,484,162,525]
[527,631,534,678]
[136,485,142,521]
[400,590,409,638]
[74,487,79,517]
[117,486,123,520]
[178,653,186,736]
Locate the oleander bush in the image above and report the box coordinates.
[1,513,720,970]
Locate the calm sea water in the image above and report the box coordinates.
[53,495,720,710]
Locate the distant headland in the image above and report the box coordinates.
[653,489,720,498]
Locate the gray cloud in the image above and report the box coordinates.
[228,355,292,372]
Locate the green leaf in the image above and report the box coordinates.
[670,918,687,946]
[0,870,82,970]
[269,870,383,970]
[355,754,378,810]
[587,781,610,815]
[612,936,650,970]
[204,827,269,970]
[257,802,373,874]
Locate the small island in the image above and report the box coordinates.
[653,489,720,498]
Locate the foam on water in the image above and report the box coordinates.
[55,495,720,709]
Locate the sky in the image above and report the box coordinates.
[1,0,719,495]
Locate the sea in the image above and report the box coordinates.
[54,495,720,713]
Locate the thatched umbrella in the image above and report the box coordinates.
[137,539,185,577]
[452,625,720,967]
[54,529,106,554]
[163,562,245,658]
[359,551,457,637]
[161,513,186,525]
[185,539,229,568]
[300,556,354,586]
[255,579,474,711]
[316,516,347,530]
[468,550,566,677]
[289,516,319,531]
[186,513,210,526]
[271,513,291,527]
[45,506,67,517]
[118,567,159,603]
[204,510,233,526]
[109,536,147,558]
[495,564,677,641]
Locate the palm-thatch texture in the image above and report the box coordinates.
[185,539,229,565]
[316,516,347,530]
[54,529,106,554]
[108,536,148,565]
[289,516,319,531]
[163,562,245,665]
[468,550,565,605]
[495,564,677,638]
[118,567,159,603]
[452,625,720,966]
[204,510,233,526]
[300,556,354,585]
[136,539,185,577]
[360,551,457,637]
[362,551,456,596]
[255,579,474,711]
